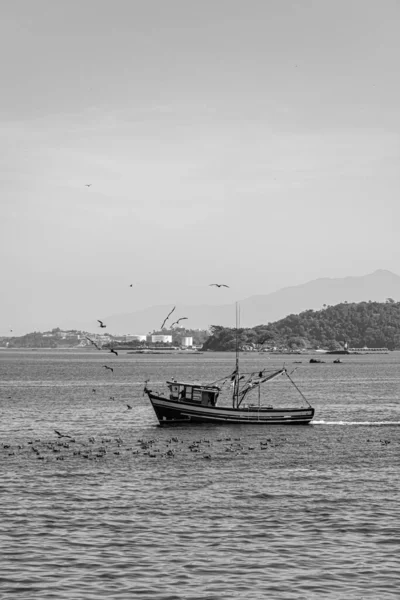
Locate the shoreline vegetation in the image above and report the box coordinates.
[2,300,400,352]
[202,300,400,352]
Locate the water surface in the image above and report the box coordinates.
[1,350,399,599]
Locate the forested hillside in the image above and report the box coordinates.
[202,300,400,351]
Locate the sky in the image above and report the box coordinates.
[1,0,400,334]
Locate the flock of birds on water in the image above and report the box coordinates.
[1,432,394,464]
[1,434,277,462]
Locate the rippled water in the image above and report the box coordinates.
[1,350,399,599]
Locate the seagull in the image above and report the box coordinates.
[85,336,102,350]
[85,184,92,187]
[97,320,106,328]
[209,283,229,288]
[103,365,114,373]
[54,430,71,439]
[160,306,176,329]
[110,348,118,356]
[92,389,96,393]
[126,404,132,410]
[171,317,188,327]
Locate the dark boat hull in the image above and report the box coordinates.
[147,393,314,426]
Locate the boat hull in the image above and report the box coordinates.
[147,393,314,426]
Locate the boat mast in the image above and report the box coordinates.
[234,302,240,408]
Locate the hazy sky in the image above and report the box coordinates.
[1,0,400,334]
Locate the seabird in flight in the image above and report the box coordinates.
[209,283,230,288]
[110,348,118,356]
[171,317,188,327]
[160,306,176,329]
[103,365,114,373]
[85,336,102,350]
[97,320,106,328]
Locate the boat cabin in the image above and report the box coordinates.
[167,381,220,407]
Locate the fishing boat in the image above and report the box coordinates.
[144,305,315,426]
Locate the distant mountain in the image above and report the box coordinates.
[93,270,400,334]
[238,269,400,327]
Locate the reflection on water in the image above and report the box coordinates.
[1,350,399,599]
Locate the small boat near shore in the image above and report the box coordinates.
[144,304,315,426]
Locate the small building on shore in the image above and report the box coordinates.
[124,334,147,342]
[151,334,173,344]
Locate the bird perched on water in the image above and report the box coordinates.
[160,306,176,329]
[97,320,106,328]
[110,348,118,356]
[171,317,188,327]
[126,404,132,410]
[103,365,114,373]
[54,430,71,439]
[209,283,229,288]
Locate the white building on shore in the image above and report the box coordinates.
[151,334,173,344]
[124,334,147,342]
